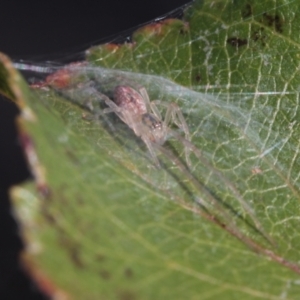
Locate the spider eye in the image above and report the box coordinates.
[142,114,162,130]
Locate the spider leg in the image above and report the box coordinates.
[73,83,127,128]
[102,95,122,113]
[138,87,152,112]
[151,100,191,166]
[57,81,104,117]
[141,135,161,167]
[104,97,142,139]
[151,101,190,138]
[103,98,122,113]
[172,105,191,167]
[102,97,130,125]
[138,89,163,120]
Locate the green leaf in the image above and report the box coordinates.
[2,0,300,298]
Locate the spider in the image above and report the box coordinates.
[102,85,191,166]
[43,66,192,166]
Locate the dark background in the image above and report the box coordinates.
[0,0,191,299]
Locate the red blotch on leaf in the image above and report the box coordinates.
[46,61,86,89]
[136,19,180,37]
[46,68,73,89]
[104,43,120,52]
[30,61,87,90]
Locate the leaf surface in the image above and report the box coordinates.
[2,0,300,299]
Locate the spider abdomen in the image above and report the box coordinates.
[114,85,147,115]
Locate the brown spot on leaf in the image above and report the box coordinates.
[37,184,52,199]
[251,27,267,47]
[41,209,56,225]
[227,37,248,48]
[261,13,283,33]
[179,22,189,35]
[58,235,85,269]
[117,290,136,300]
[40,197,86,269]
[65,148,80,165]
[195,74,202,83]
[242,3,252,19]
[95,253,106,262]
[124,268,133,279]
[69,247,85,269]
[99,270,111,280]
[76,195,84,205]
